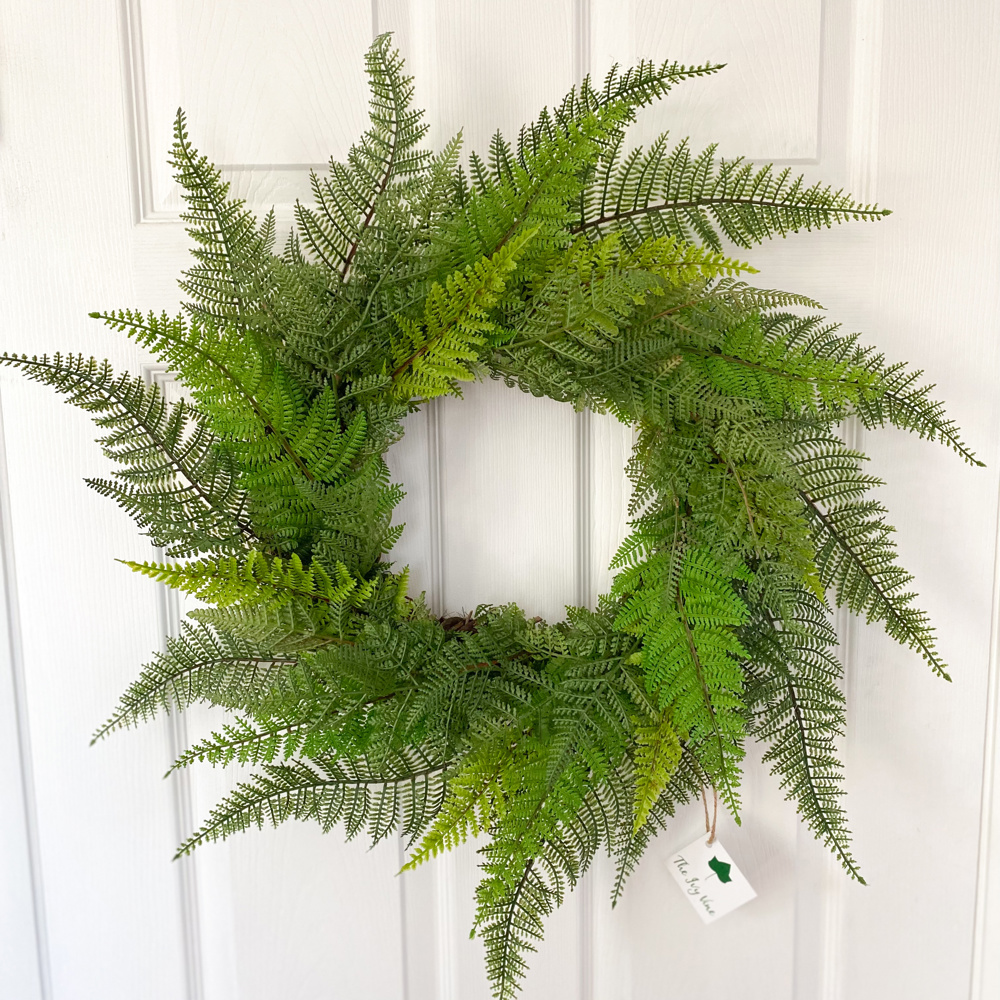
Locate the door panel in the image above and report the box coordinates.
[1,1,998,998]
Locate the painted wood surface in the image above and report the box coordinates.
[1,0,999,998]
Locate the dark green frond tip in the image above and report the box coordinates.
[575,142,894,251]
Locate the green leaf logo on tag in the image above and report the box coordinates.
[708,856,732,883]
[667,837,756,923]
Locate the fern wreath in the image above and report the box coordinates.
[3,34,979,1000]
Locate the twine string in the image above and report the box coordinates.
[701,785,718,845]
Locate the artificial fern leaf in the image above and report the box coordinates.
[611,748,703,907]
[467,732,616,1000]
[92,307,375,560]
[188,602,340,653]
[632,710,683,831]
[613,546,748,813]
[576,135,891,251]
[503,235,755,363]
[474,855,557,1000]
[168,715,342,773]
[0,353,250,553]
[801,489,948,679]
[738,313,982,464]
[123,550,372,623]
[295,33,430,278]
[519,59,724,167]
[170,110,276,327]
[92,623,294,739]
[683,314,883,416]
[402,734,511,869]
[853,360,983,465]
[742,590,863,881]
[390,230,533,399]
[449,99,635,273]
[90,310,297,459]
[176,750,450,855]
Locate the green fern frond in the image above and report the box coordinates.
[632,710,683,831]
[854,361,983,465]
[743,313,981,463]
[743,590,863,881]
[170,109,276,327]
[682,314,883,416]
[168,715,351,773]
[402,734,512,869]
[519,59,724,167]
[614,546,748,813]
[0,352,251,552]
[90,310,316,478]
[176,749,451,856]
[390,230,534,399]
[123,550,372,615]
[474,855,557,1000]
[294,33,430,278]
[451,99,636,272]
[92,623,294,740]
[576,135,890,251]
[504,235,754,356]
[611,749,703,907]
[188,601,341,653]
[801,490,947,679]
[676,277,824,314]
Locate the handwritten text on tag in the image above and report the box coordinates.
[667,835,756,924]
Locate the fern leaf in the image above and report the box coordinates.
[123,550,370,615]
[743,591,864,881]
[519,59,724,168]
[402,735,512,869]
[92,623,294,739]
[854,361,983,465]
[295,34,430,278]
[614,546,748,813]
[474,856,555,1000]
[577,135,890,250]
[632,710,682,831]
[683,314,883,416]
[176,750,450,855]
[801,490,948,679]
[0,352,250,552]
[390,230,534,399]
[170,109,275,326]
[611,748,703,906]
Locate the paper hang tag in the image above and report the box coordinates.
[667,835,757,924]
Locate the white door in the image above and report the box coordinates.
[3,1,999,998]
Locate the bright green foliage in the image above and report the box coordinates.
[683,314,884,415]
[390,232,534,399]
[123,551,370,613]
[123,550,377,650]
[614,546,749,813]
[632,711,683,831]
[9,35,978,1000]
